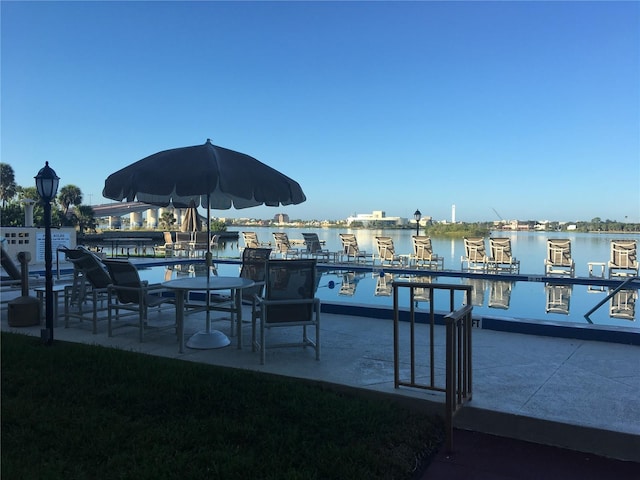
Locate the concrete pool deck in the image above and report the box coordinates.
[1,280,639,464]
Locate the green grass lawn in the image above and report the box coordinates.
[1,333,444,479]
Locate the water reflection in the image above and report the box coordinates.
[374,272,394,296]
[610,289,637,320]
[462,278,487,307]
[338,271,364,297]
[489,281,514,310]
[147,262,638,327]
[545,284,572,315]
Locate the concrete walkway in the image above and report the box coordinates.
[2,288,639,466]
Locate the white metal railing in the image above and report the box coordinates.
[392,281,473,453]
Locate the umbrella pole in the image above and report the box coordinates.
[205,194,212,333]
[186,193,230,350]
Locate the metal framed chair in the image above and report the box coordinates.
[461,237,490,272]
[608,239,638,278]
[339,233,370,263]
[272,232,300,259]
[251,259,320,364]
[62,247,112,334]
[544,239,575,277]
[301,232,332,262]
[375,236,403,267]
[411,236,444,270]
[208,247,272,339]
[103,259,175,342]
[489,237,520,273]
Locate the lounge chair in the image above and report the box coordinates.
[375,236,404,267]
[608,239,638,278]
[154,231,176,257]
[251,259,320,364]
[188,232,219,258]
[544,239,575,277]
[461,237,490,272]
[545,283,572,315]
[301,233,332,262]
[173,232,191,257]
[103,259,176,342]
[242,231,271,250]
[62,246,112,334]
[339,233,370,263]
[489,237,520,273]
[488,280,513,310]
[272,232,300,259]
[1,245,28,290]
[411,236,444,270]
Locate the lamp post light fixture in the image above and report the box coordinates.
[35,161,60,345]
[413,209,422,237]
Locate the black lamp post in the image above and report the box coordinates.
[35,162,60,345]
[413,209,421,237]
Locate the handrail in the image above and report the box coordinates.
[584,276,639,320]
[392,281,473,453]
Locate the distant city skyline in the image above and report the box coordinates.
[3,2,639,222]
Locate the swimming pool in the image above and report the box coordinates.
[136,260,638,333]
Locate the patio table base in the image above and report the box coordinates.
[186,330,231,349]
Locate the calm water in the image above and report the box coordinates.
[137,228,639,331]
[213,227,639,278]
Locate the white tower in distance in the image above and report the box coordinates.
[452,204,456,223]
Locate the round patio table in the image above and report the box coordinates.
[162,276,255,352]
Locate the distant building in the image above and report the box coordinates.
[346,210,407,227]
[274,213,289,224]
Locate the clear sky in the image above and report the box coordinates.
[2,1,639,223]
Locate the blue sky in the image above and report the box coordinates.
[2,1,639,223]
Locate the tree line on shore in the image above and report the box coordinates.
[2,163,638,233]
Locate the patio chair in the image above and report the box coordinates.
[609,289,637,320]
[242,231,271,250]
[103,259,176,342]
[461,237,490,272]
[375,236,404,267]
[272,232,300,259]
[189,231,210,257]
[608,239,638,278]
[1,245,28,290]
[544,239,575,277]
[154,231,176,257]
[174,232,191,257]
[489,237,520,273]
[488,280,513,310]
[208,247,272,338]
[339,233,369,263]
[545,283,572,315]
[411,236,444,270]
[301,232,332,262]
[251,259,320,365]
[63,246,112,334]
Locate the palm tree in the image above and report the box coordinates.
[0,163,17,207]
[159,211,177,230]
[74,205,97,234]
[58,185,83,216]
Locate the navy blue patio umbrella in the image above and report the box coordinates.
[103,139,306,348]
